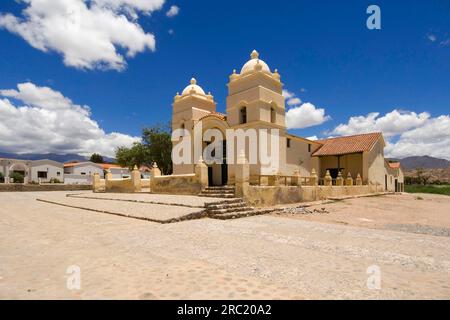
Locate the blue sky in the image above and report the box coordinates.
[0,0,449,158]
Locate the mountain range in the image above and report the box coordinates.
[399,156,450,170]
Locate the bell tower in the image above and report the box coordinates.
[226,50,286,130]
[225,50,288,182]
[172,78,216,175]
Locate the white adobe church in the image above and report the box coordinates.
[171,50,403,192]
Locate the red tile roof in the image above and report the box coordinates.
[312,132,383,157]
[388,162,401,169]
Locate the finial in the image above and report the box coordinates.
[254,59,262,71]
[133,165,138,171]
[190,78,197,85]
[250,49,259,59]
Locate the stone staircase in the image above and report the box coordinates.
[198,186,236,198]
[205,198,279,220]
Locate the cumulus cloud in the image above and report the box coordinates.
[330,109,450,160]
[331,109,430,138]
[286,102,331,129]
[282,89,302,106]
[0,0,166,70]
[166,5,179,17]
[0,82,140,157]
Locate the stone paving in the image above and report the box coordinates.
[0,191,449,299]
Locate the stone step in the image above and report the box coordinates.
[209,206,253,215]
[198,193,236,198]
[205,198,244,206]
[201,189,235,194]
[204,186,235,190]
[205,201,247,210]
[210,208,276,220]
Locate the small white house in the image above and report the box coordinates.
[1,158,63,183]
[64,161,104,185]
[30,160,64,183]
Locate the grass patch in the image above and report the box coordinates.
[405,185,450,196]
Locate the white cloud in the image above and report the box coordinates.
[286,102,331,129]
[427,33,437,42]
[331,109,430,138]
[0,82,140,157]
[286,97,302,106]
[166,5,179,17]
[0,0,166,70]
[282,88,302,106]
[330,110,450,160]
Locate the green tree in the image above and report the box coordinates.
[90,153,104,163]
[115,124,173,175]
[10,172,24,183]
[142,124,172,175]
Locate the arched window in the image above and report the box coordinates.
[180,123,185,137]
[270,107,276,123]
[240,107,247,124]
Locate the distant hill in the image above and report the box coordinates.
[0,152,115,163]
[400,156,450,170]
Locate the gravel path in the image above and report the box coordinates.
[1,191,449,299]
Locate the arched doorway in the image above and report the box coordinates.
[200,115,229,186]
[9,162,30,183]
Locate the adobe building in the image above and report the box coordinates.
[171,50,404,192]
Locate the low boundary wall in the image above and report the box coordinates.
[0,184,91,192]
[244,184,385,207]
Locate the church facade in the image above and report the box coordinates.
[171,50,404,192]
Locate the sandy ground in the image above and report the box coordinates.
[0,191,449,299]
[275,193,450,234]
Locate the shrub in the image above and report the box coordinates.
[10,172,24,184]
[49,178,62,184]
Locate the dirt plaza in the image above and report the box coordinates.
[0,191,449,299]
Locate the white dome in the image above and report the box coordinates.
[240,50,271,74]
[182,78,206,96]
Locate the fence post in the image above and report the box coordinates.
[235,150,249,197]
[346,172,353,186]
[131,165,142,193]
[195,156,208,189]
[336,171,344,186]
[324,170,332,186]
[310,168,318,186]
[356,173,363,186]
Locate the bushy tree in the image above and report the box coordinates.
[10,172,24,184]
[115,123,173,175]
[90,153,104,163]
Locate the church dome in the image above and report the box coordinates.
[182,78,206,96]
[240,50,271,74]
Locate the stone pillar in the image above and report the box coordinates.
[346,172,353,186]
[131,165,142,193]
[336,171,344,186]
[291,169,300,186]
[195,156,208,188]
[324,170,332,186]
[92,172,101,192]
[356,173,363,186]
[151,162,161,178]
[309,168,318,186]
[235,151,249,197]
[105,169,112,181]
